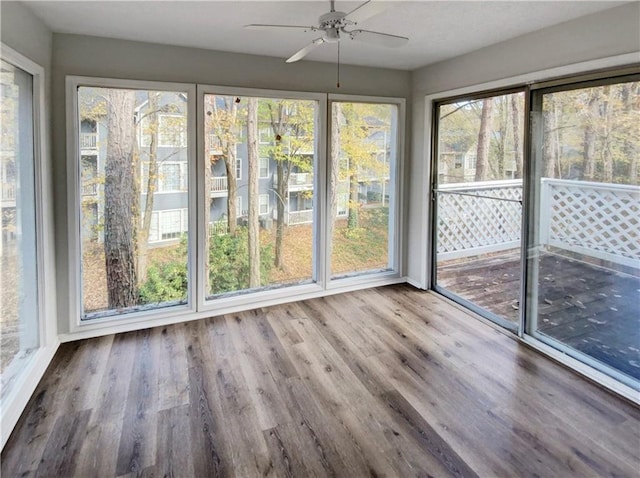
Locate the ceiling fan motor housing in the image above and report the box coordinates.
[319,11,348,30]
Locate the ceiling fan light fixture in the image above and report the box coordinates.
[324,27,340,43]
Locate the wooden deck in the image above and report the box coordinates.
[2,285,639,477]
[438,251,640,381]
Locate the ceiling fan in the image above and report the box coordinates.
[245,0,409,64]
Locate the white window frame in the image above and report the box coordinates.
[327,94,405,287]
[259,193,269,215]
[259,127,273,145]
[62,81,406,370]
[66,76,196,331]
[259,157,269,178]
[236,195,242,218]
[1,44,57,450]
[158,161,187,192]
[236,157,242,180]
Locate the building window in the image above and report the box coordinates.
[259,194,269,215]
[259,127,273,144]
[158,162,186,192]
[236,195,242,218]
[236,158,242,180]
[159,209,183,240]
[73,82,191,319]
[259,157,269,178]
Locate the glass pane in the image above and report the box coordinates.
[528,79,640,386]
[0,59,39,394]
[78,87,190,318]
[330,102,397,278]
[203,95,317,298]
[434,92,525,326]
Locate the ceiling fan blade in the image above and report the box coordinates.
[349,29,408,48]
[244,24,317,31]
[286,38,325,63]
[344,1,389,25]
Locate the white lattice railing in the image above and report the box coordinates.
[539,179,639,268]
[436,180,522,261]
[437,178,640,268]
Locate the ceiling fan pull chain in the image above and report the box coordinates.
[337,41,341,88]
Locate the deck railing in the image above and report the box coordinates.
[436,178,640,268]
[210,176,228,193]
[80,132,97,149]
[540,179,639,268]
[288,209,313,225]
[436,180,522,261]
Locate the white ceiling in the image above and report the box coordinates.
[24,0,627,70]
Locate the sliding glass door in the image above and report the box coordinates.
[527,75,640,388]
[0,58,40,399]
[432,90,525,330]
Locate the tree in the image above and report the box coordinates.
[582,90,599,181]
[206,96,240,235]
[475,98,493,181]
[264,99,314,269]
[334,103,388,230]
[247,97,260,288]
[104,89,138,308]
[511,94,523,179]
[136,91,159,283]
[328,102,342,242]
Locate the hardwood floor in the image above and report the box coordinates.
[2,284,639,477]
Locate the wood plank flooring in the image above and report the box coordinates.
[2,284,639,477]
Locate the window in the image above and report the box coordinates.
[203,92,319,297]
[259,127,273,144]
[259,157,269,178]
[73,82,192,319]
[159,162,186,192]
[159,209,183,240]
[68,80,403,330]
[1,46,54,429]
[259,194,269,215]
[1,57,40,392]
[329,101,400,279]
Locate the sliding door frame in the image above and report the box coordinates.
[525,70,640,392]
[430,85,529,334]
[425,55,640,402]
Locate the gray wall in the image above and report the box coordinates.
[51,33,412,334]
[1,1,52,69]
[406,2,640,286]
